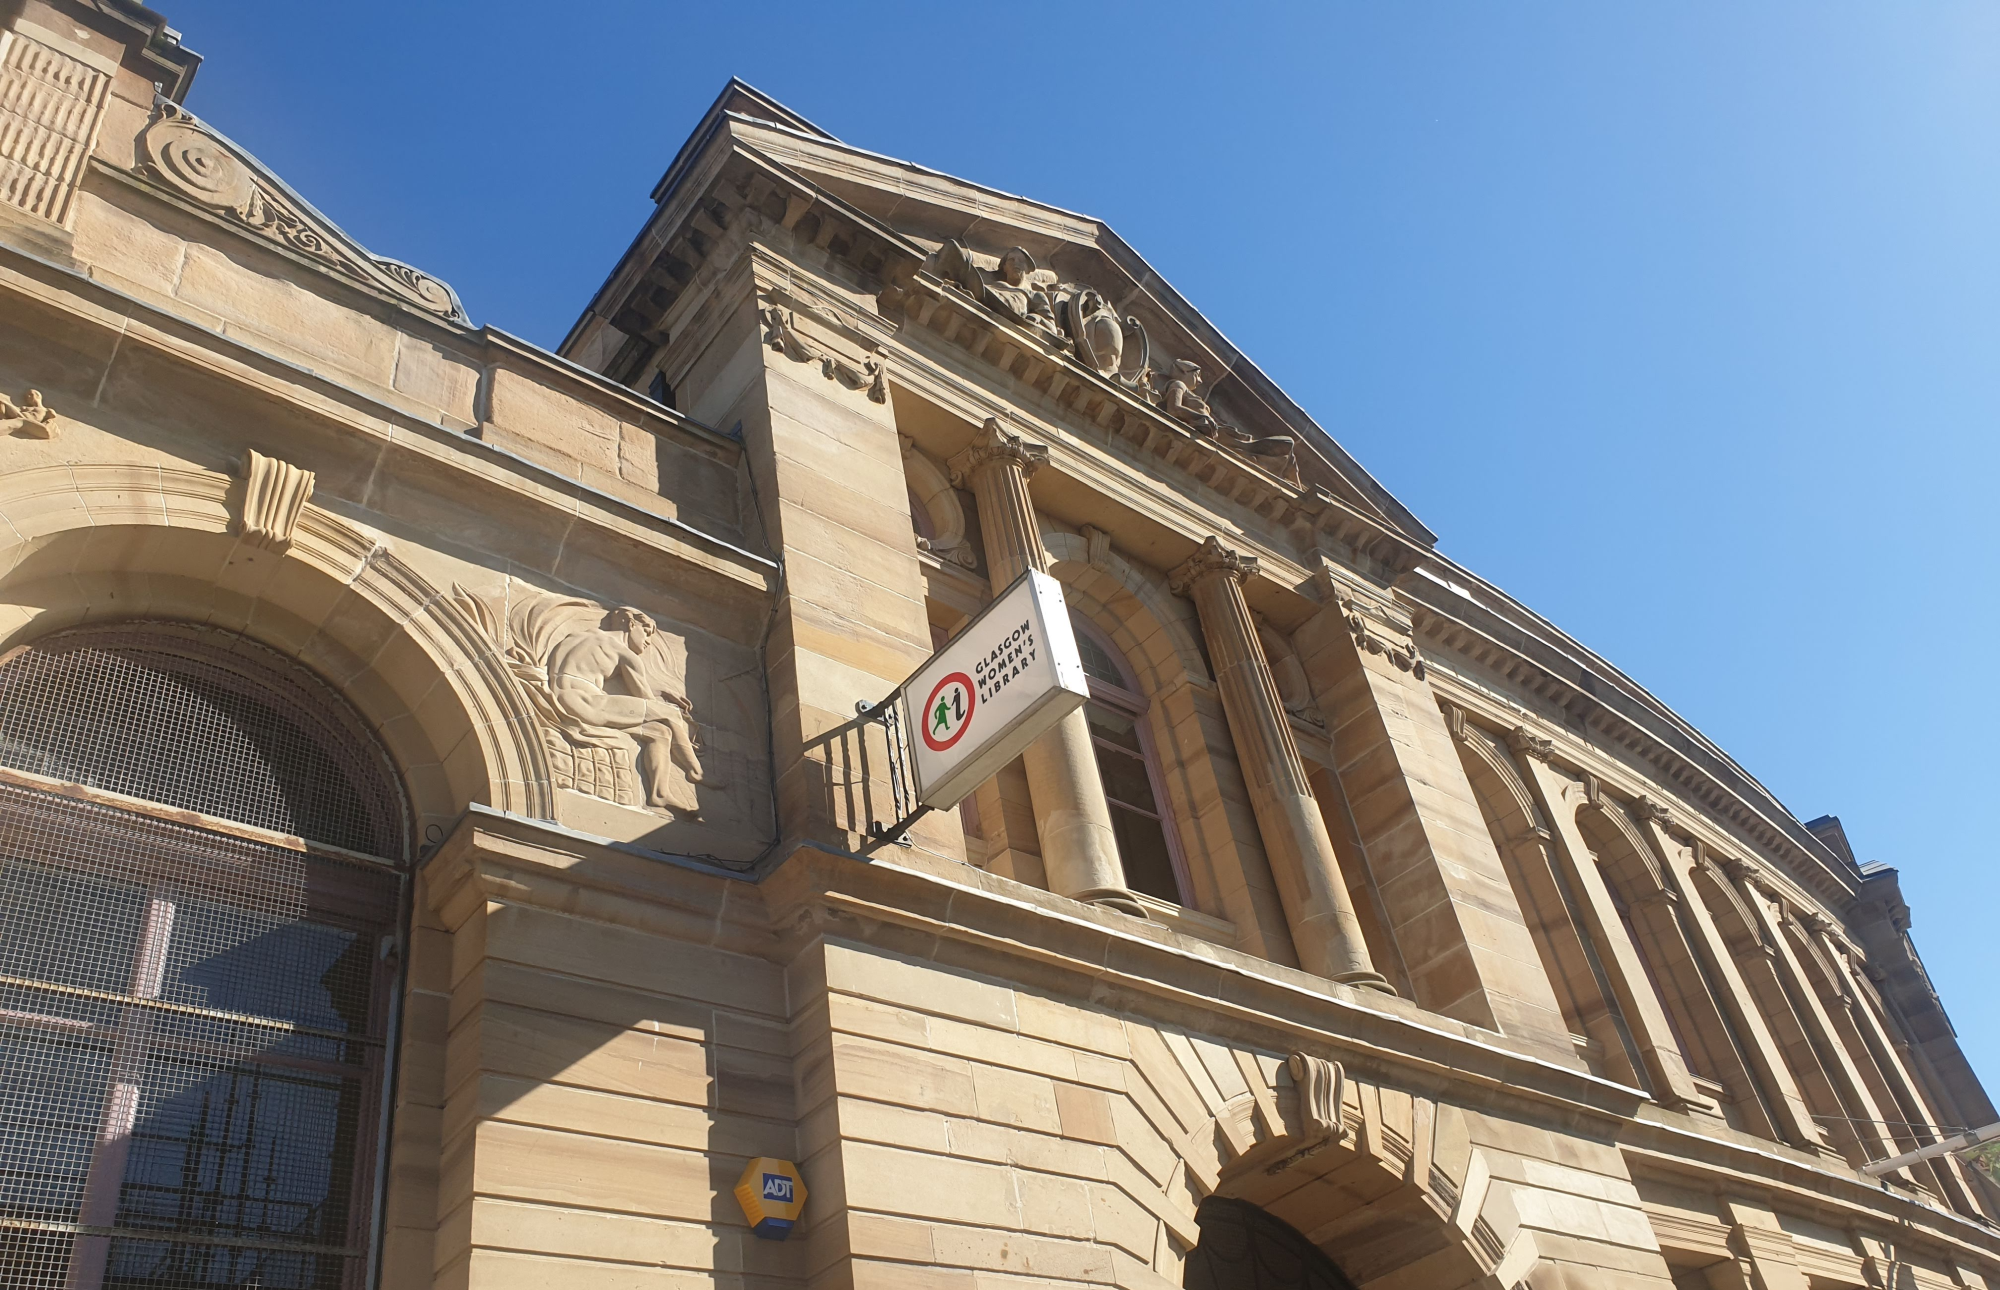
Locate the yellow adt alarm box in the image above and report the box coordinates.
[734,1157,806,1240]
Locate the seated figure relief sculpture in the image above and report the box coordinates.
[454,587,705,816]
[937,240,1063,340]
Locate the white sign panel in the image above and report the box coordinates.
[905,570,1089,809]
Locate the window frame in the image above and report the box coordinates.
[0,616,413,1290]
[1068,613,1195,908]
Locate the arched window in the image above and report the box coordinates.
[0,624,409,1290]
[1071,613,1190,906]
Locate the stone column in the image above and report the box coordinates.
[1815,923,1982,1212]
[1171,537,1389,990]
[1631,804,1829,1154]
[1514,736,1712,1114]
[1727,860,1901,1167]
[949,419,1143,916]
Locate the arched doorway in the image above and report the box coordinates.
[1184,1196,1358,1290]
[0,622,410,1290]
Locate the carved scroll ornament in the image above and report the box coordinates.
[453,587,704,817]
[139,102,469,324]
[0,389,56,439]
[1339,596,1426,680]
[1287,1052,1347,1143]
[238,450,314,549]
[761,304,888,402]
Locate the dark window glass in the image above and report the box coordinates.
[1075,631,1125,689]
[1084,704,1180,903]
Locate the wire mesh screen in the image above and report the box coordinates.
[0,626,407,859]
[0,778,401,1290]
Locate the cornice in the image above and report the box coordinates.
[1622,1128,2000,1264]
[563,129,924,362]
[0,244,776,595]
[883,281,1430,593]
[758,844,1648,1126]
[1405,573,1859,906]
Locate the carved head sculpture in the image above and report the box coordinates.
[604,606,658,654]
[1171,359,1203,390]
[997,247,1036,287]
[24,390,44,413]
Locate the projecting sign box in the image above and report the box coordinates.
[905,569,1090,810]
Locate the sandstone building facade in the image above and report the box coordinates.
[0,4,1992,1289]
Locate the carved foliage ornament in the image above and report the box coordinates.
[238,450,313,550]
[0,389,55,439]
[1169,534,1258,595]
[948,417,1048,486]
[139,102,469,324]
[453,586,704,818]
[761,304,887,402]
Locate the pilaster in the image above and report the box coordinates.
[1295,561,1572,1047]
[422,817,801,1290]
[1729,860,1901,1167]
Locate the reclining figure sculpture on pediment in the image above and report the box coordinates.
[1161,359,1300,480]
[453,586,704,817]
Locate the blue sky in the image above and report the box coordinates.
[161,3,1999,1095]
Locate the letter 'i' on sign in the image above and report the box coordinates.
[902,570,1091,809]
[734,1157,806,1239]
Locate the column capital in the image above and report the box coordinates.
[1170,535,1258,594]
[948,417,1048,486]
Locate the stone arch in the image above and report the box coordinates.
[1573,788,1778,1136]
[1107,1019,1542,1290]
[1037,525,1293,940]
[1042,525,1208,696]
[0,463,554,841]
[1445,718,1644,1085]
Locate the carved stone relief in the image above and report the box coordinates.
[137,102,469,323]
[453,587,704,817]
[937,241,1064,340]
[0,389,55,438]
[928,240,1304,481]
[761,303,887,402]
[237,449,313,549]
[0,31,108,228]
[901,436,978,570]
[1256,618,1325,728]
[1315,563,1426,680]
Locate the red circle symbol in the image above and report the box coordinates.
[921,672,976,752]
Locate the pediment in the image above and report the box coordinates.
[571,82,1434,547]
